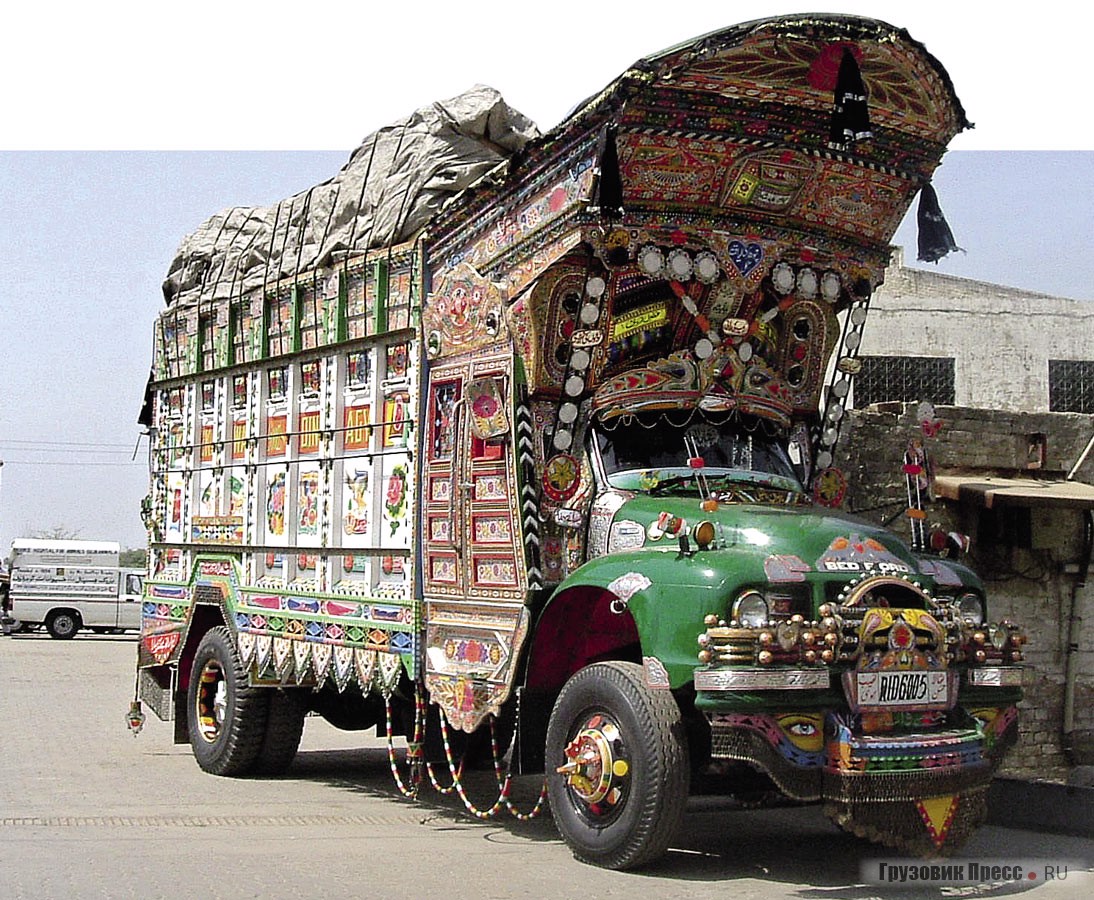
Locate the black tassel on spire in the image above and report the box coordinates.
[917,182,963,263]
[829,48,872,147]
[594,123,624,220]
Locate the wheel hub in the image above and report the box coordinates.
[196,662,227,743]
[557,714,630,810]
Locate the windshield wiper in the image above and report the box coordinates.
[648,475,697,495]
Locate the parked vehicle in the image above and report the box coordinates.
[4,539,143,638]
[131,14,1025,868]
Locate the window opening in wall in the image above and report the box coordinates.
[854,356,955,407]
[300,281,324,351]
[267,290,293,357]
[1048,360,1094,414]
[346,266,372,339]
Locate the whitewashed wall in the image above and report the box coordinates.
[862,248,1094,413]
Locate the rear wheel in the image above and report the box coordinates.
[254,689,308,775]
[46,610,80,640]
[187,627,268,775]
[546,661,688,870]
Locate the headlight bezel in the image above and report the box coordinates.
[732,589,770,628]
[954,591,986,626]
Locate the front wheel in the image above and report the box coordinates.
[187,626,269,776]
[546,661,688,870]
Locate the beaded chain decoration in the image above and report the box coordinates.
[384,689,548,819]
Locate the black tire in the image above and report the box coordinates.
[253,688,308,775]
[546,661,688,870]
[187,626,269,776]
[46,610,80,640]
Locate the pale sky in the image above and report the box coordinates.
[1,2,1092,552]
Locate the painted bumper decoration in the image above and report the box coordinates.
[695,574,1026,854]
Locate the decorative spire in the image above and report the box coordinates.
[594,124,624,219]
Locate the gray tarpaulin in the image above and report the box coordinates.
[161,85,539,309]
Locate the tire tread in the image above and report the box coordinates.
[254,689,307,775]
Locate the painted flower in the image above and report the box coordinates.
[472,393,498,418]
[386,471,405,507]
[384,465,408,535]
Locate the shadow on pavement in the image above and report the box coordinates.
[280,744,1089,893]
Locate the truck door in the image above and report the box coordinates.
[420,352,533,730]
[119,572,143,631]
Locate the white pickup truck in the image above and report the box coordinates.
[2,539,143,638]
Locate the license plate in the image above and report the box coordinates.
[854,670,950,709]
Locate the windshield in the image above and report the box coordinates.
[593,414,803,493]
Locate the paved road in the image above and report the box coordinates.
[1,633,1091,899]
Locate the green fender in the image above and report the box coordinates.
[541,544,768,689]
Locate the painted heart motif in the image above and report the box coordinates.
[727,240,763,276]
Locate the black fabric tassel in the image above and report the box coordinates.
[137,370,154,427]
[595,123,624,219]
[829,48,872,147]
[917,182,963,263]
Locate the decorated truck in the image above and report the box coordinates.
[131,14,1026,869]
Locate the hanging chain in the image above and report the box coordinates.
[384,688,425,799]
[384,688,547,819]
[438,713,549,821]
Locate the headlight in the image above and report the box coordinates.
[732,590,769,628]
[955,592,985,626]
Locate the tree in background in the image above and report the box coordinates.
[119,548,147,567]
[32,526,82,540]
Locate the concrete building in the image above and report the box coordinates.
[840,251,1094,785]
[857,247,1094,414]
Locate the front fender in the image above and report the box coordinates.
[545,546,758,689]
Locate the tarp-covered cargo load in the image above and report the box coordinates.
[161,85,539,309]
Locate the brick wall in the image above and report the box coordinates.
[840,403,1094,782]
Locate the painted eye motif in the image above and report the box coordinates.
[776,713,825,752]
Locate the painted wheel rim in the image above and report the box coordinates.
[195,660,227,743]
[558,712,631,822]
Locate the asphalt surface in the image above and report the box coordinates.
[1,632,1091,899]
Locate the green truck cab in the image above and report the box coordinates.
[132,14,1025,870]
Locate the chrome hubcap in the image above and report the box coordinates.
[557,713,630,816]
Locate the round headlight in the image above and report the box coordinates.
[955,592,985,626]
[733,590,769,628]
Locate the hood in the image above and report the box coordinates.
[600,490,933,584]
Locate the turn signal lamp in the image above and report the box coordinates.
[692,520,716,550]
